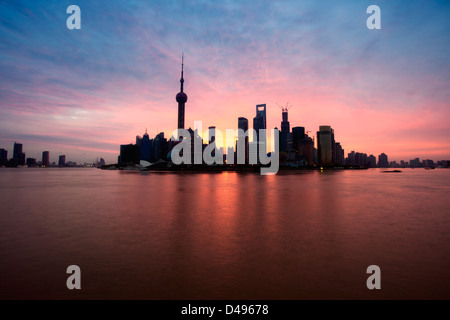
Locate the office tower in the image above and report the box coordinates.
[208,126,216,144]
[140,130,152,162]
[176,53,188,131]
[256,104,267,128]
[208,126,216,158]
[58,155,66,167]
[0,148,7,166]
[26,158,37,167]
[12,142,25,165]
[42,151,50,167]
[152,132,167,162]
[317,126,334,166]
[410,158,420,168]
[298,136,315,165]
[368,155,377,167]
[292,127,305,152]
[136,135,143,147]
[378,153,389,168]
[237,117,249,164]
[280,108,290,153]
[13,143,22,160]
[253,104,267,162]
[120,144,140,165]
[335,142,344,166]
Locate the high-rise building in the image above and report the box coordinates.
[26,158,37,167]
[1,148,8,166]
[256,104,267,129]
[58,155,66,167]
[335,142,345,166]
[317,126,334,166]
[280,108,290,153]
[208,126,216,158]
[152,132,167,162]
[237,117,249,164]
[298,136,315,165]
[42,151,50,167]
[208,126,216,145]
[292,127,305,152]
[378,153,389,168]
[140,130,152,162]
[13,143,22,160]
[176,53,188,131]
[253,104,267,162]
[368,155,377,167]
[119,144,140,165]
[12,142,25,165]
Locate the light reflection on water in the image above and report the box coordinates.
[0,167,449,299]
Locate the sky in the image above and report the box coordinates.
[0,0,449,164]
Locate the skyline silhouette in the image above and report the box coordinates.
[0,1,449,164]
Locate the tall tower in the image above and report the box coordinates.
[280,108,290,153]
[176,53,188,130]
[317,126,334,166]
[42,151,50,167]
[253,104,267,163]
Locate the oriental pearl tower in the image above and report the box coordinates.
[176,53,188,130]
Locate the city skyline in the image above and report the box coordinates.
[1,1,449,164]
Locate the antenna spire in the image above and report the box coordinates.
[180,52,184,92]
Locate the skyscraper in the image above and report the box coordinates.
[280,108,290,153]
[13,142,22,160]
[237,117,249,164]
[208,126,216,158]
[378,153,389,168]
[42,151,50,167]
[140,129,152,162]
[317,126,334,166]
[58,155,66,167]
[292,127,305,152]
[176,53,188,131]
[208,126,216,145]
[253,104,267,162]
[256,104,267,129]
[12,142,25,165]
[0,148,7,166]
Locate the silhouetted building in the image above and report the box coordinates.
[317,126,334,166]
[208,126,216,158]
[152,132,168,162]
[253,104,267,163]
[335,142,345,166]
[237,117,249,164]
[280,108,290,153]
[120,144,140,165]
[42,151,50,167]
[378,153,389,168]
[176,54,188,131]
[26,158,37,167]
[58,155,66,167]
[410,158,420,168]
[298,136,315,165]
[0,148,7,166]
[423,159,434,168]
[12,142,25,165]
[140,130,152,162]
[292,127,305,151]
[136,135,143,147]
[13,142,22,160]
[368,155,377,167]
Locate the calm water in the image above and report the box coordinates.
[0,167,449,299]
